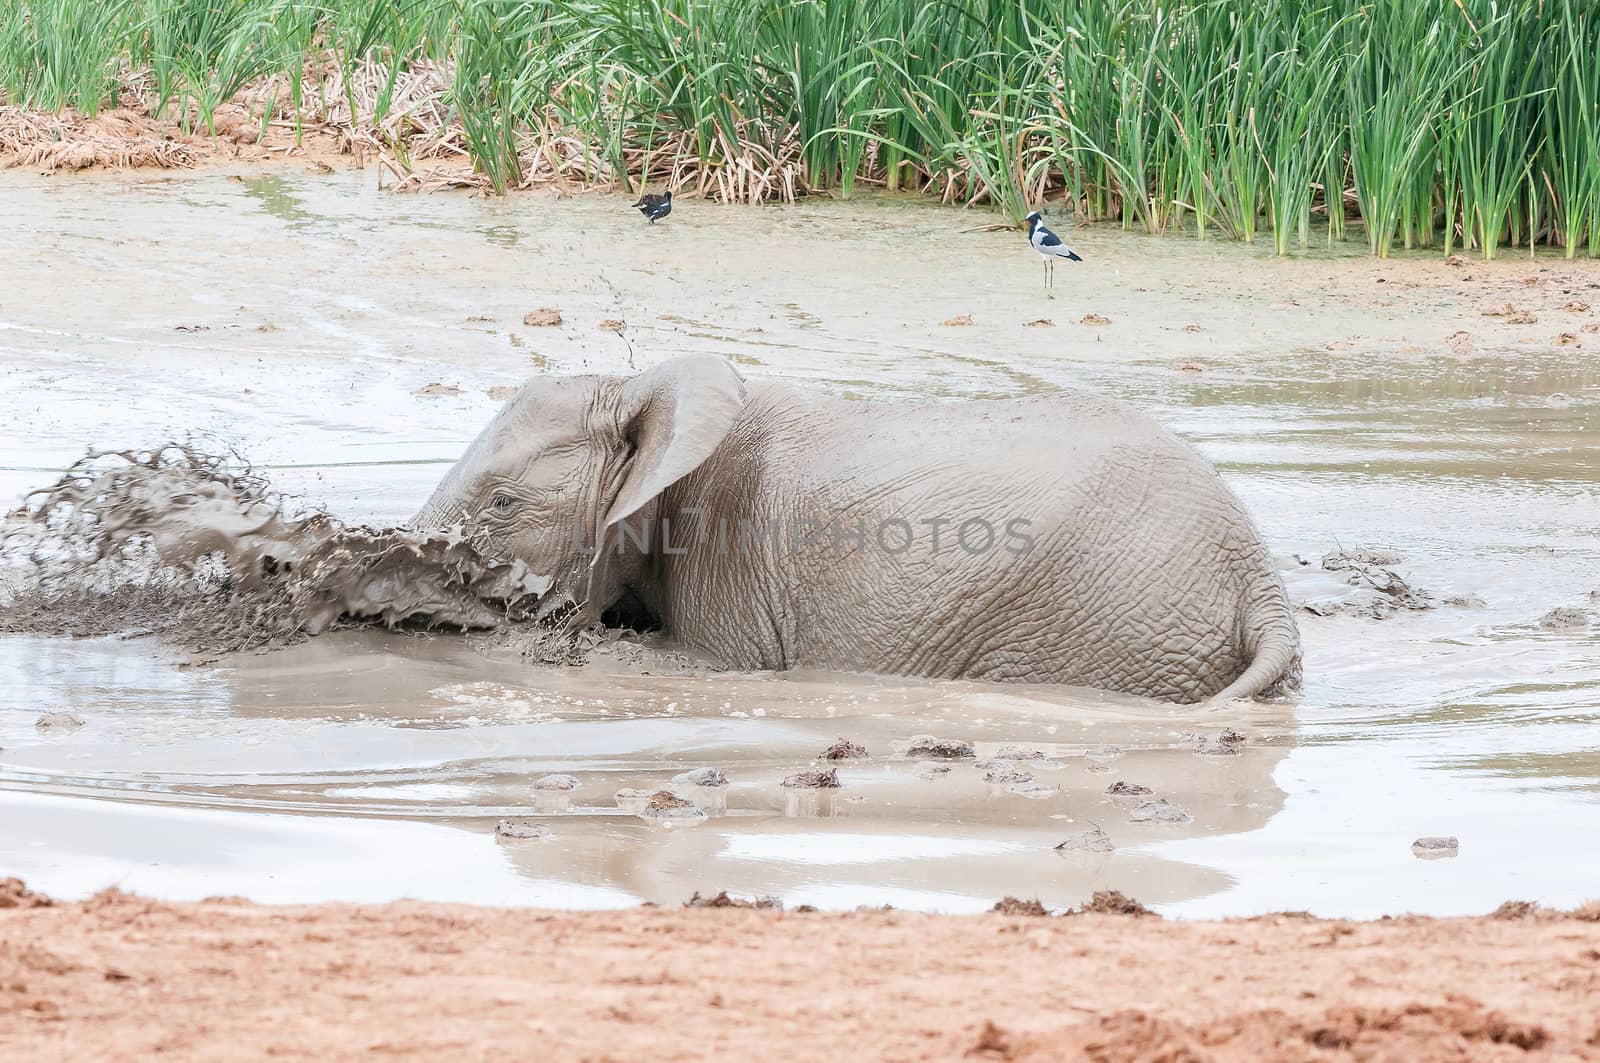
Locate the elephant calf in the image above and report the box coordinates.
[413,355,1300,704]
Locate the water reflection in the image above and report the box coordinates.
[239,174,325,231]
[0,630,1292,910]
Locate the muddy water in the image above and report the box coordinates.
[1,169,1596,916]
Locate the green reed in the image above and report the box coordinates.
[0,0,133,114]
[1,0,1597,256]
[1545,0,1600,257]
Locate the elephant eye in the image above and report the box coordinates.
[490,493,515,511]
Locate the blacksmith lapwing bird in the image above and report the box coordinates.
[1024,210,1082,290]
[632,190,672,223]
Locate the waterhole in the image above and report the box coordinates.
[1,170,1596,915]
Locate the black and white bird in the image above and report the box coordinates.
[1024,210,1082,289]
[631,189,672,223]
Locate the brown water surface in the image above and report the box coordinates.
[1,170,1596,915]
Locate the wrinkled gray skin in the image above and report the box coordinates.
[413,355,1300,703]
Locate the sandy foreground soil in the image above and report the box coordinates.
[3,881,1599,1062]
[3,100,1599,1063]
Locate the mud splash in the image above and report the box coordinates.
[0,445,560,656]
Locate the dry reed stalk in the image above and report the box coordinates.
[0,105,198,170]
[1,50,848,202]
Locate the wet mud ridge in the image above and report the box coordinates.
[0,445,565,657]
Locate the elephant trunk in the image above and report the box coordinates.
[411,437,489,531]
[409,492,464,532]
[1207,571,1301,704]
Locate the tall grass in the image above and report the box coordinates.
[0,0,134,114]
[1,0,1598,256]
[1342,4,1466,257]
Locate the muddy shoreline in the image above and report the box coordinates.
[3,883,1598,1062]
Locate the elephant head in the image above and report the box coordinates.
[411,354,747,621]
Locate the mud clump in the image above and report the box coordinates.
[640,790,704,822]
[822,738,868,760]
[494,818,550,840]
[1130,799,1192,824]
[782,768,840,789]
[1078,890,1154,916]
[992,746,1045,761]
[684,891,782,910]
[0,877,53,909]
[904,735,975,759]
[0,446,564,658]
[1305,548,1432,618]
[1302,1003,1547,1054]
[613,787,653,811]
[983,767,1034,786]
[968,1020,1013,1057]
[1492,900,1539,920]
[1324,546,1402,568]
[1538,607,1591,630]
[522,308,561,327]
[1105,781,1152,797]
[991,897,1050,917]
[1185,729,1245,757]
[1412,836,1459,858]
[672,767,729,788]
[1055,828,1114,853]
[495,621,607,668]
[532,774,580,792]
[35,711,84,732]
[1481,303,1538,324]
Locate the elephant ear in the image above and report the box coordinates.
[590,355,747,564]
